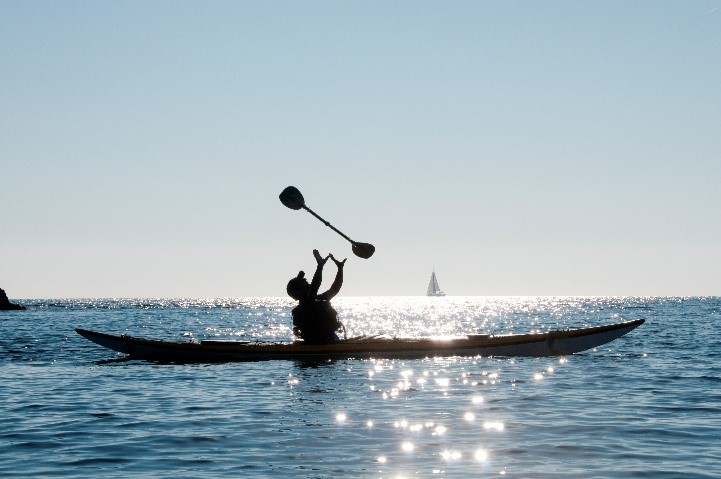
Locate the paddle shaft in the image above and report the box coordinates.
[302,205,356,245]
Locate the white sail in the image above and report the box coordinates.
[427,270,445,296]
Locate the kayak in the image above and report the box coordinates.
[75,318,644,362]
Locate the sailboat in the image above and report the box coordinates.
[427,269,445,297]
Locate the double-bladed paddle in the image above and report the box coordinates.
[279,186,375,259]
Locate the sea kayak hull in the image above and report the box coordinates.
[75,319,644,362]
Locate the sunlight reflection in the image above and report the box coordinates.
[483,421,504,432]
[97,296,655,477]
[335,295,605,340]
[474,449,489,462]
[441,450,462,461]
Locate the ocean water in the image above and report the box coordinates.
[1,296,719,478]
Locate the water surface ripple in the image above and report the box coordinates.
[1,297,719,478]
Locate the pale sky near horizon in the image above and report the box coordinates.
[2,1,720,298]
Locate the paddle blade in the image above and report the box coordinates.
[279,186,305,210]
[352,242,375,259]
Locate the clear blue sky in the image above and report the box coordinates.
[2,1,720,298]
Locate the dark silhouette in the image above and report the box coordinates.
[286,249,346,343]
[0,288,26,310]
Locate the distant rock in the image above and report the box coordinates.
[0,288,26,310]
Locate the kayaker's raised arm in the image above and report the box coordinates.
[323,254,346,300]
[309,249,329,298]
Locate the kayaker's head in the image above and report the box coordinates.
[286,271,308,300]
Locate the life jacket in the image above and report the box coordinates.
[292,296,343,344]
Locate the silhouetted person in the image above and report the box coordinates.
[0,288,26,310]
[286,249,346,343]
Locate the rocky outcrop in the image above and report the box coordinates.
[0,288,26,310]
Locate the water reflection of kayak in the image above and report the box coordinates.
[76,319,644,362]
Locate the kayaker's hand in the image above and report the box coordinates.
[313,249,330,265]
[330,254,346,268]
